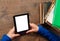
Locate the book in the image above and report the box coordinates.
[45,3,60,30]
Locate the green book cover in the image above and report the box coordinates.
[52,0,60,29]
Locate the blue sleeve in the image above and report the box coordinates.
[1,34,12,41]
[37,24,60,41]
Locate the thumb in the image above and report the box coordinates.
[14,34,20,37]
[26,29,34,33]
[30,23,34,27]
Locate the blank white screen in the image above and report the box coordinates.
[15,15,29,32]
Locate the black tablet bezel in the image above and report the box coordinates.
[13,13,30,34]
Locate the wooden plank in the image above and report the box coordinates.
[39,3,44,24]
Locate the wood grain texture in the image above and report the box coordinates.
[0,0,51,41]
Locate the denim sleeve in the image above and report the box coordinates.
[37,24,60,41]
[1,34,12,41]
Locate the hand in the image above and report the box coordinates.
[7,27,20,39]
[26,23,38,33]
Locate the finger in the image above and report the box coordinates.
[26,30,33,33]
[10,27,15,33]
[14,34,20,37]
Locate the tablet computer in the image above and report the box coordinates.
[13,13,30,34]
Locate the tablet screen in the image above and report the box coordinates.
[15,14,29,32]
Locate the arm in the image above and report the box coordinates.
[1,27,20,41]
[38,24,60,41]
[26,23,60,41]
[1,34,12,41]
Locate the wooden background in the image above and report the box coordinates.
[0,0,56,41]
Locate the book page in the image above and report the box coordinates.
[46,6,55,24]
